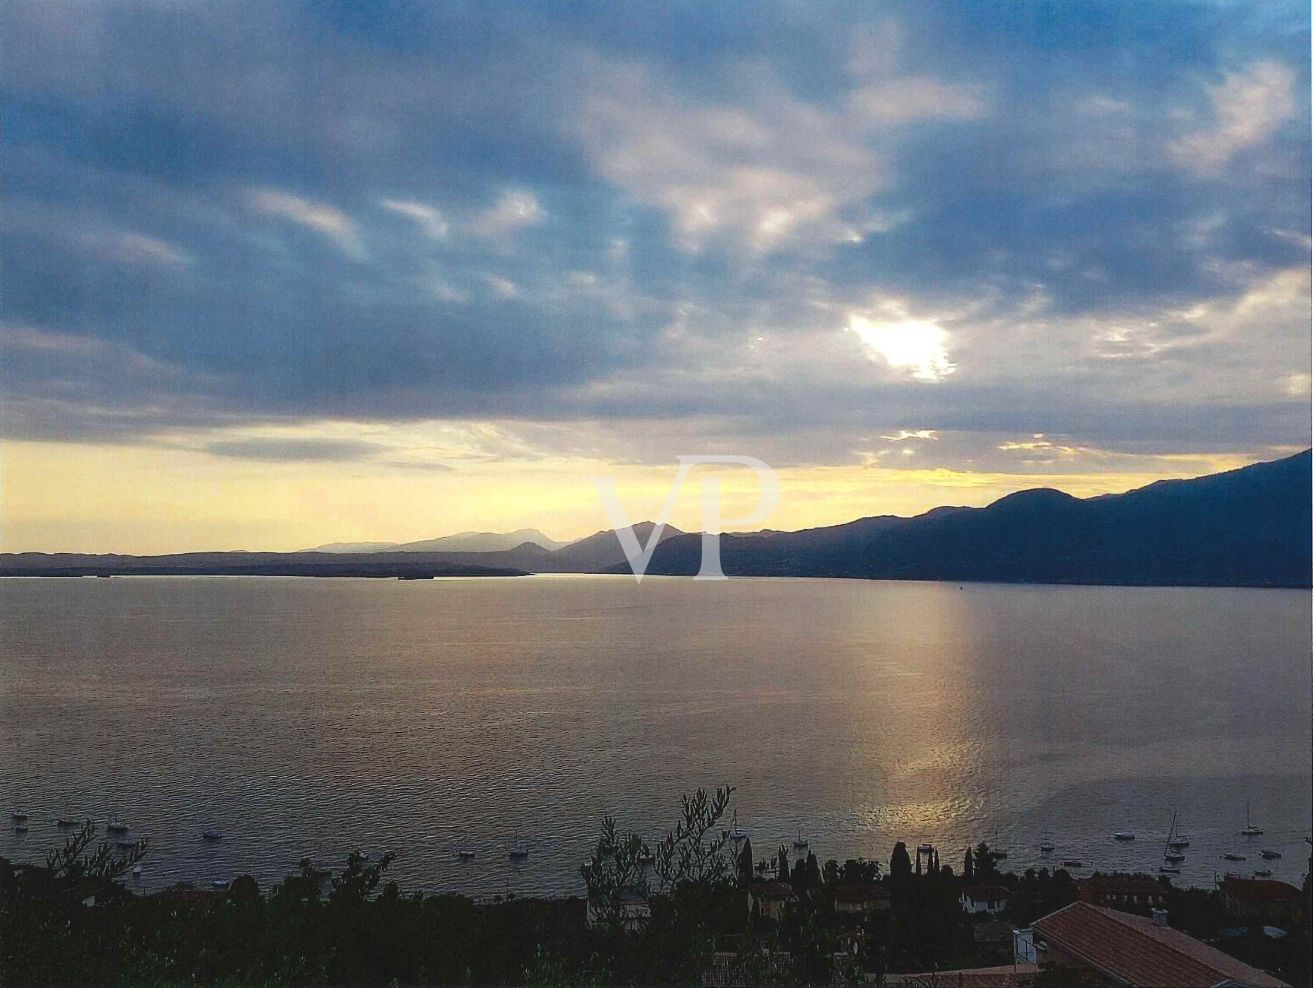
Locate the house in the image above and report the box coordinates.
[832,883,891,915]
[1219,877,1305,927]
[1016,901,1289,987]
[1076,873,1168,913]
[585,885,651,930]
[883,963,1039,987]
[749,880,797,921]
[960,885,1012,915]
[970,919,1017,960]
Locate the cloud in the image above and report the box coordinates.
[379,198,449,239]
[245,189,363,257]
[204,437,384,462]
[470,189,545,237]
[847,312,956,382]
[1172,61,1296,172]
[579,49,986,253]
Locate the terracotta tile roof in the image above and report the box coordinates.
[833,883,891,903]
[1077,873,1166,898]
[884,962,1039,987]
[1033,901,1289,987]
[1219,878,1304,902]
[962,885,1013,900]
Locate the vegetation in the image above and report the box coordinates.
[1,807,1308,986]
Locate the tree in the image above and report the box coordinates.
[973,842,998,881]
[736,836,754,889]
[890,842,912,880]
[963,847,974,879]
[777,846,790,880]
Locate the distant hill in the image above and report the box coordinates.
[307,528,564,553]
[634,450,1312,587]
[5,455,1308,586]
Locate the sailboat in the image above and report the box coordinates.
[1163,812,1186,862]
[727,811,748,842]
[1240,801,1263,836]
[792,832,809,850]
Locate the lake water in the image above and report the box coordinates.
[1,575,1309,897]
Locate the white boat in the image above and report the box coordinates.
[793,833,809,849]
[1039,843,1055,853]
[1254,868,1273,878]
[132,866,142,878]
[1240,801,1263,836]
[508,837,530,860]
[1159,865,1180,874]
[727,811,748,842]
[56,817,79,828]
[1168,836,1190,849]
[1260,850,1281,860]
[1113,831,1135,841]
[1162,812,1186,864]
[106,818,129,834]
[1224,852,1246,861]
[211,879,228,890]
[457,849,476,860]
[1164,850,1185,863]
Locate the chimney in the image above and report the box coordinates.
[1151,908,1169,928]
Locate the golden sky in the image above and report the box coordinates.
[0,437,1272,554]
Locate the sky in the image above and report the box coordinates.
[1,0,1310,552]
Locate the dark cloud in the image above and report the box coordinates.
[0,0,1308,464]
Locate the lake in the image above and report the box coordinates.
[1,575,1309,897]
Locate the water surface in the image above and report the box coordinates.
[1,575,1309,896]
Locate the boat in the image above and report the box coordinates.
[211,879,228,890]
[1240,801,1263,836]
[106,818,129,834]
[132,866,142,878]
[1260,850,1282,860]
[201,831,223,842]
[508,846,530,861]
[1254,868,1273,878]
[1168,836,1190,849]
[1039,843,1055,853]
[638,852,655,866]
[727,811,748,842]
[1162,812,1185,864]
[1113,831,1135,841]
[794,833,810,850]
[1223,852,1246,861]
[989,848,1008,861]
[457,849,476,860]
[1159,865,1180,874]
[11,811,28,822]
[14,824,28,834]
[56,817,78,827]
[1060,859,1083,868]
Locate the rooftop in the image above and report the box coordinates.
[1219,877,1304,902]
[1033,901,1289,988]
[961,885,1012,900]
[833,883,891,903]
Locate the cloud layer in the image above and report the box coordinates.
[1,0,1309,482]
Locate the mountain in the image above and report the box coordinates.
[5,455,1307,586]
[308,528,564,553]
[633,450,1312,587]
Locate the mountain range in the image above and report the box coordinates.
[3,452,1309,586]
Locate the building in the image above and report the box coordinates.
[883,963,1039,987]
[960,885,1012,916]
[1076,873,1168,913]
[1218,877,1305,927]
[970,919,1017,960]
[585,886,651,931]
[749,880,797,921]
[1016,901,1289,987]
[832,883,891,915]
